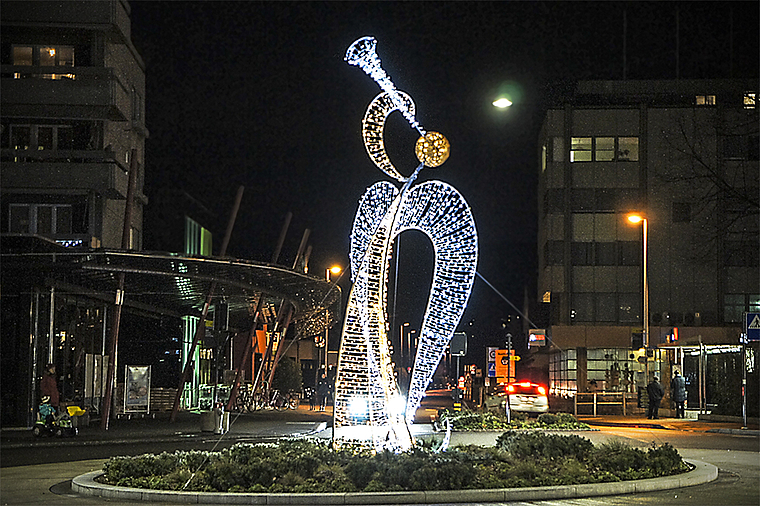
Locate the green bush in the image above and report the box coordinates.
[99,436,688,493]
[496,431,595,460]
[536,412,558,425]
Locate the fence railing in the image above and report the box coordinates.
[574,392,637,416]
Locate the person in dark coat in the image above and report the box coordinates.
[317,373,329,411]
[646,375,664,419]
[671,370,687,418]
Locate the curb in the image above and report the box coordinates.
[71,459,717,505]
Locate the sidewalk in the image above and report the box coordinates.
[575,413,760,436]
[1,405,334,450]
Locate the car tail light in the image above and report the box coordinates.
[537,385,547,395]
[506,384,515,393]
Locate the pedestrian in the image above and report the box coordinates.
[317,373,329,411]
[646,375,664,419]
[671,370,687,418]
[40,364,59,409]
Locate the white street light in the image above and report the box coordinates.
[492,97,513,108]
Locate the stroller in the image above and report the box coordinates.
[33,396,84,437]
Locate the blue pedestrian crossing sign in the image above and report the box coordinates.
[746,313,760,342]
[487,362,496,377]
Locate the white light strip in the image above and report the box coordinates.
[345,37,425,135]
[335,37,478,453]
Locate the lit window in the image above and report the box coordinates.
[594,137,615,161]
[541,144,547,172]
[744,92,756,110]
[11,44,74,80]
[696,95,716,106]
[570,137,592,162]
[618,137,639,161]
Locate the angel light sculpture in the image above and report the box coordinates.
[332,37,478,452]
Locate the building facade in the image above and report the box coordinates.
[1,0,147,249]
[537,79,758,416]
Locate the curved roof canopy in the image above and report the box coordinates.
[1,237,342,336]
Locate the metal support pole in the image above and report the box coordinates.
[169,186,243,422]
[101,150,139,430]
[742,336,747,429]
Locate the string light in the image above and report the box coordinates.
[334,38,478,453]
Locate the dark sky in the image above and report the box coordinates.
[129,1,759,363]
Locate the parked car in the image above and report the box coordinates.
[484,381,549,415]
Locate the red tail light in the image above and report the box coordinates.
[506,385,515,393]
[537,386,547,395]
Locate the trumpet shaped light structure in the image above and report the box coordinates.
[334,38,477,452]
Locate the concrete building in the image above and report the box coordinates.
[0,1,340,427]
[1,0,147,249]
[537,79,758,416]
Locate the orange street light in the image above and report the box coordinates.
[627,213,649,381]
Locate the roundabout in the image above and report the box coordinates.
[71,459,717,505]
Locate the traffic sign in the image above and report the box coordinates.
[487,362,496,377]
[746,312,760,342]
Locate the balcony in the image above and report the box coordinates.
[1,149,129,199]
[0,66,131,122]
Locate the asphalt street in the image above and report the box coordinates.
[1,407,758,505]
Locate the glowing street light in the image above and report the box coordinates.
[628,213,649,381]
[319,265,343,377]
[492,97,513,108]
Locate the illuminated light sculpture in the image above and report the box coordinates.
[334,37,477,452]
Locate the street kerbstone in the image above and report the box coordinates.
[266,492,346,504]
[424,488,505,503]
[70,458,717,504]
[345,490,427,505]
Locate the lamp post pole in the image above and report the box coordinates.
[628,214,649,382]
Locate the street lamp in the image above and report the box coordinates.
[492,97,513,108]
[320,266,342,379]
[627,214,649,382]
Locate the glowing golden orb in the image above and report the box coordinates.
[415,131,450,167]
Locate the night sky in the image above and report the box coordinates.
[129,1,759,365]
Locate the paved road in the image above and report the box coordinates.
[1,410,758,505]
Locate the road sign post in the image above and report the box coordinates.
[742,313,759,429]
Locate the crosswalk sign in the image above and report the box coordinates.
[487,362,496,377]
[746,313,760,342]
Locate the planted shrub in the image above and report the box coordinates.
[99,436,688,493]
[536,412,558,425]
[496,431,594,460]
